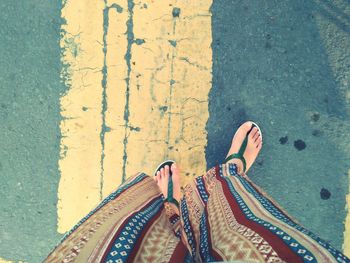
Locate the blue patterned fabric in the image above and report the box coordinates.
[196,176,209,204]
[181,196,197,258]
[223,173,315,261]
[105,196,163,262]
[235,172,348,262]
[199,209,215,262]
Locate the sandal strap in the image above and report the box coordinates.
[166,178,180,208]
[224,124,255,173]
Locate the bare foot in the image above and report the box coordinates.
[225,121,263,174]
[154,163,181,213]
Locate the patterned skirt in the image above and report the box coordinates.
[45,163,350,263]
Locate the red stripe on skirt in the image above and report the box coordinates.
[215,165,303,263]
[169,240,190,263]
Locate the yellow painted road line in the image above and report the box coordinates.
[126,0,212,184]
[58,0,106,233]
[59,0,212,233]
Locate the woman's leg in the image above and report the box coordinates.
[198,163,349,262]
[154,163,183,239]
[44,172,191,263]
[178,121,264,261]
[179,121,350,262]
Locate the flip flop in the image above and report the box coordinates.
[154,160,179,208]
[224,121,262,173]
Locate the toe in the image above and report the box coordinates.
[243,121,254,130]
[254,132,261,143]
[257,137,262,145]
[160,168,165,180]
[255,136,262,146]
[164,165,170,180]
[171,163,178,175]
[251,127,259,139]
[155,171,161,182]
[171,163,179,182]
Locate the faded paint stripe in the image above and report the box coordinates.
[58,0,212,233]
[58,0,106,233]
[100,1,129,198]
